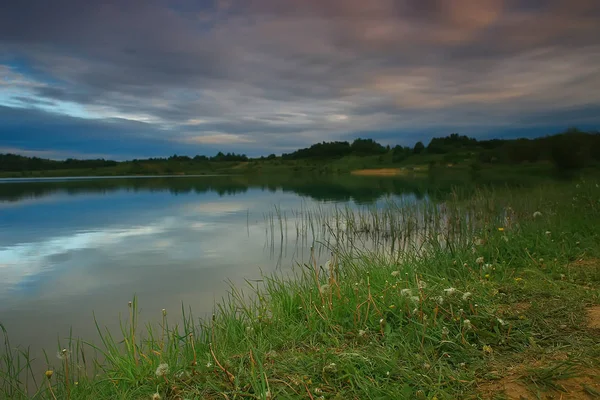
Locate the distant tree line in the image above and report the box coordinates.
[1,129,599,173]
[281,138,387,160]
[0,154,118,172]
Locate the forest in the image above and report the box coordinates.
[1,128,599,174]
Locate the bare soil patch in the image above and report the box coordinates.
[479,365,600,399]
[587,306,600,329]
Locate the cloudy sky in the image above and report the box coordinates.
[1,0,599,159]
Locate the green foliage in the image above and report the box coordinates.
[2,180,600,399]
[427,133,478,154]
[413,141,425,154]
[2,129,600,177]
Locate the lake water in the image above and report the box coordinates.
[0,175,437,364]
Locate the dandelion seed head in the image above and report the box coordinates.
[152,393,162,400]
[56,349,70,360]
[443,287,457,296]
[463,319,472,330]
[155,363,169,377]
[476,257,484,265]
[417,280,427,289]
[319,284,330,294]
[436,296,444,305]
[462,292,472,301]
[400,288,412,297]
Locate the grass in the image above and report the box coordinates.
[1,180,600,399]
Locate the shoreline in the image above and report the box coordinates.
[2,181,600,399]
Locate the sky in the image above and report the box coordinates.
[1,0,599,160]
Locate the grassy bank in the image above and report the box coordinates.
[2,181,600,399]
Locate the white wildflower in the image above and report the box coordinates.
[533,211,542,218]
[545,231,551,236]
[152,393,162,400]
[441,326,450,336]
[358,329,367,337]
[417,280,427,289]
[463,320,472,330]
[391,270,400,277]
[476,256,484,265]
[319,284,330,294]
[462,292,472,301]
[155,363,169,377]
[206,361,213,368]
[443,287,457,296]
[410,296,420,303]
[436,296,444,305]
[483,263,493,272]
[400,288,412,297]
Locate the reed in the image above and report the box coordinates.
[1,180,600,399]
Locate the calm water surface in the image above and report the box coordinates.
[0,175,433,363]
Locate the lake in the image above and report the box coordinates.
[0,174,439,365]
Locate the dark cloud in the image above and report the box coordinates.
[0,0,599,157]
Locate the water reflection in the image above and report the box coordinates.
[0,174,438,370]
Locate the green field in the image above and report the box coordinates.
[2,179,600,399]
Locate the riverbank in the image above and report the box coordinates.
[2,181,600,399]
